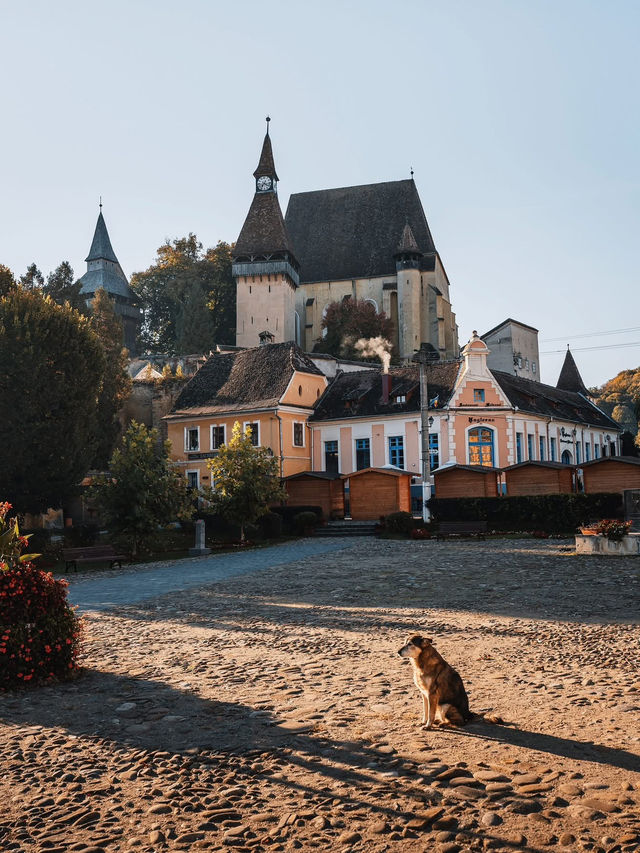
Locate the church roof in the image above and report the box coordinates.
[310,362,460,422]
[556,348,590,396]
[492,370,617,429]
[285,179,437,283]
[234,192,297,260]
[85,211,119,263]
[168,342,323,416]
[253,131,279,181]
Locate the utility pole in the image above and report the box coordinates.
[412,344,439,522]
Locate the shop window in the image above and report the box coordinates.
[324,440,338,473]
[355,438,370,470]
[469,427,494,467]
[185,427,200,452]
[211,425,225,450]
[388,435,404,468]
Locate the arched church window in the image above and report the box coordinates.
[561,450,573,465]
[468,427,494,467]
[365,298,379,313]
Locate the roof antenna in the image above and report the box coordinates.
[266,115,270,135]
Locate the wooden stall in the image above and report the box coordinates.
[503,461,575,496]
[344,467,412,521]
[283,471,345,519]
[433,464,501,499]
[581,456,640,495]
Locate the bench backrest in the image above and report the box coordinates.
[62,545,118,558]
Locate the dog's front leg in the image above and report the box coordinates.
[424,692,436,729]
[420,693,429,726]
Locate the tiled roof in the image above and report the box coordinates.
[168,342,323,417]
[310,361,460,422]
[234,192,297,260]
[556,348,590,395]
[285,179,437,283]
[85,212,119,263]
[253,131,279,181]
[492,370,618,429]
[396,221,421,254]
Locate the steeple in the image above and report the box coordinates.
[86,210,119,264]
[78,205,141,354]
[233,122,299,348]
[253,117,279,186]
[556,347,590,396]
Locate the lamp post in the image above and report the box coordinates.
[412,344,439,522]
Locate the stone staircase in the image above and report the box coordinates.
[315,520,377,537]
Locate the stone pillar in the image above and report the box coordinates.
[189,519,211,556]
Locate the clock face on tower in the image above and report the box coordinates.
[257,176,272,192]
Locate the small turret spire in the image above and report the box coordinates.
[99,195,102,212]
[265,115,270,135]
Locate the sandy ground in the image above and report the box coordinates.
[1,538,639,853]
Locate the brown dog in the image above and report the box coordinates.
[398,634,472,728]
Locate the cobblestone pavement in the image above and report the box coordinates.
[66,539,352,613]
[1,538,640,853]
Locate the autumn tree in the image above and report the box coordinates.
[44,261,84,311]
[318,297,394,361]
[130,235,235,354]
[0,264,17,296]
[591,367,640,442]
[90,422,193,556]
[207,422,285,540]
[89,288,133,468]
[0,289,104,513]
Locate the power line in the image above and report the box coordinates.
[542,325,640,342]
[541,341,640,354]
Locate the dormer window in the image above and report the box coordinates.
[393,394,406,404]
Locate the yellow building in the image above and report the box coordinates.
[164,342,327,486]
[233,121,458,361]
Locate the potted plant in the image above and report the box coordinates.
[593,519,632,541]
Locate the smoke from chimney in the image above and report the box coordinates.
[354,336,392,372]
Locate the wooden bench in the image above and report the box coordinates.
[62,545,127,571]
[436,521,487,540]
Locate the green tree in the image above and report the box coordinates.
[207,422,285,540]
[0,264,16,296]
[91,421,193,556]
[19,263,44,290]
[318,298,394,361]
[0,289,104,513]
[90,288,133,468]
[44,261,84,311]
[130,234,235,353]
[176,279,214,353]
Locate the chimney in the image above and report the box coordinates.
[381,373,392,404]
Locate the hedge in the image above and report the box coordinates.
[426,493,624,534]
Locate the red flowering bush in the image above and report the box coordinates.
[594,519,632,541]
[1,502,83,690]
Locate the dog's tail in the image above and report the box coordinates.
[469,711,506,725]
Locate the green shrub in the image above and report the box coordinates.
[272,505,323,532]
[384,511,415,534]
[427,493,624,534]
[1,502,83,690]
[293,511,320,534]
[259,511,283,539]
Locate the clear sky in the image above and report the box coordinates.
[1,0,638,387]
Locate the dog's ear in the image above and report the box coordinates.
[424,637,434,645]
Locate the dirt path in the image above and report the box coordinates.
[1,539,639,852]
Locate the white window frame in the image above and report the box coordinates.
[184,426,200,452]
[185,469,200,489]
[210,423,226,450]
[292,421,305,448]
[243,421,260,446]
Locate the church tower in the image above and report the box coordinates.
[233,119,299,347]
[78,205,142,354]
